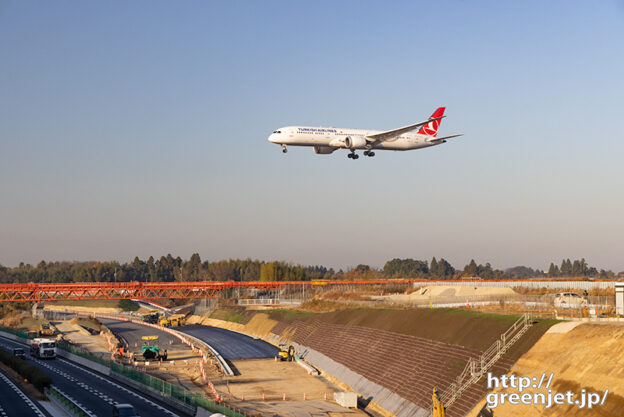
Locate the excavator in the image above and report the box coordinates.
[432,387,445,417]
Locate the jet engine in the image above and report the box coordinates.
[313,146,336,154]
[344,136,367,149]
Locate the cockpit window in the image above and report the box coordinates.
[273,130,281,134]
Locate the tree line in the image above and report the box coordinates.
[0,255,620,284]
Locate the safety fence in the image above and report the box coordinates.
[0,325,32,339]
[0,321,247,417]
[109,362,247,416]
[56,336,248,417]
[333,293,616,317]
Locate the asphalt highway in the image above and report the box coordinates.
[178,325,279,360]
[0,335,183,417]
[99,318,192,356]
[0,369,48,417]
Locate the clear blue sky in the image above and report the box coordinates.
[1,1,624,271]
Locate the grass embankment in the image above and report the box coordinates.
[0,347,52,392]
[209,308,251,324]
[215,304,558,361]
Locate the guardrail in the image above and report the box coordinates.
[47,385,96,417]
[1,321,247,417]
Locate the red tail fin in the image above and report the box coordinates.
[417,107,446,137]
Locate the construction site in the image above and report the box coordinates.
[0,279,622,417]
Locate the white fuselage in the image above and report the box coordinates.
[268,126,439,151]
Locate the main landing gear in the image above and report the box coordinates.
[281,145,287,153]
[348,150,375,159]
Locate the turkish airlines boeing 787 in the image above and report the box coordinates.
[268,107,462,159]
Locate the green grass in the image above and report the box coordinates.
[210,309,247,324]
[118,299,139,311]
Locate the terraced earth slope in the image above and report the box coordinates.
[199,307,555,417]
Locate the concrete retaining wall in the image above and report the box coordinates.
[55,350,111,376]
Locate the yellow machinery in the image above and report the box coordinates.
[432,387,445,417]
[39,322,54,337]
[141,335,167,360]
[159,313,186,327]
[277,345,295,361]
[169,314,186,327]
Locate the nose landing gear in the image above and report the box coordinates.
[281,145,287,153]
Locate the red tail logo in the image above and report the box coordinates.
[417,107,445,137]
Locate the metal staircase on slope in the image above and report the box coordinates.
[439,313,533,409]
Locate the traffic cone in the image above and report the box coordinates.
[282,393,286,401]
[262,393,265,401]
[241,394,245,402]
[324,392,327,401]
[303,393,306,401]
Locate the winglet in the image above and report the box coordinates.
[417,107,446,137]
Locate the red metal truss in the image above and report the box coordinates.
[0,279,419,302]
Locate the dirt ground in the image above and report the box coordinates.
[465,322,624,417]
[217,359,366,417]
[376,285,517,303]
[54,319,111,355]
[44,304,122,314]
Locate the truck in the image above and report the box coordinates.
[30,338,56,359]
[141,310,160,324]
[39,322,55,337]
[159,313,186,327]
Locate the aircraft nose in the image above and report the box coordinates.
[268,134,277,143]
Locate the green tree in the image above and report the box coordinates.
[464,259,478,276]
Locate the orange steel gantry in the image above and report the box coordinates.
[0,280,412,302]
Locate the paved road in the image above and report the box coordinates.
[0,336,183,417]
[178,325,279,360]
[0,369,48,417]
[99,319,192,354]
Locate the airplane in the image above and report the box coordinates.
[268,107,463,160]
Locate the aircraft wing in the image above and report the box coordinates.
[365,115,445,142]
[428,134,464,143]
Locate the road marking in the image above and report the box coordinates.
[58,358,179,416]
[0,336,179,417]
[0,371,46,417]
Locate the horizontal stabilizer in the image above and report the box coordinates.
[429,134,464,143]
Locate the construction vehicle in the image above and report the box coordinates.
[432,387,445,417]
[140,336,167,361]
[30,338,56,359]
[39,322,54,337]
[277,345,295,361]
[159,313,186,327]
[141,310,160,324]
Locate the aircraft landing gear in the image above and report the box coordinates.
[281,145,287,153]
[347,151,359,160]
[363,150,375,157]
